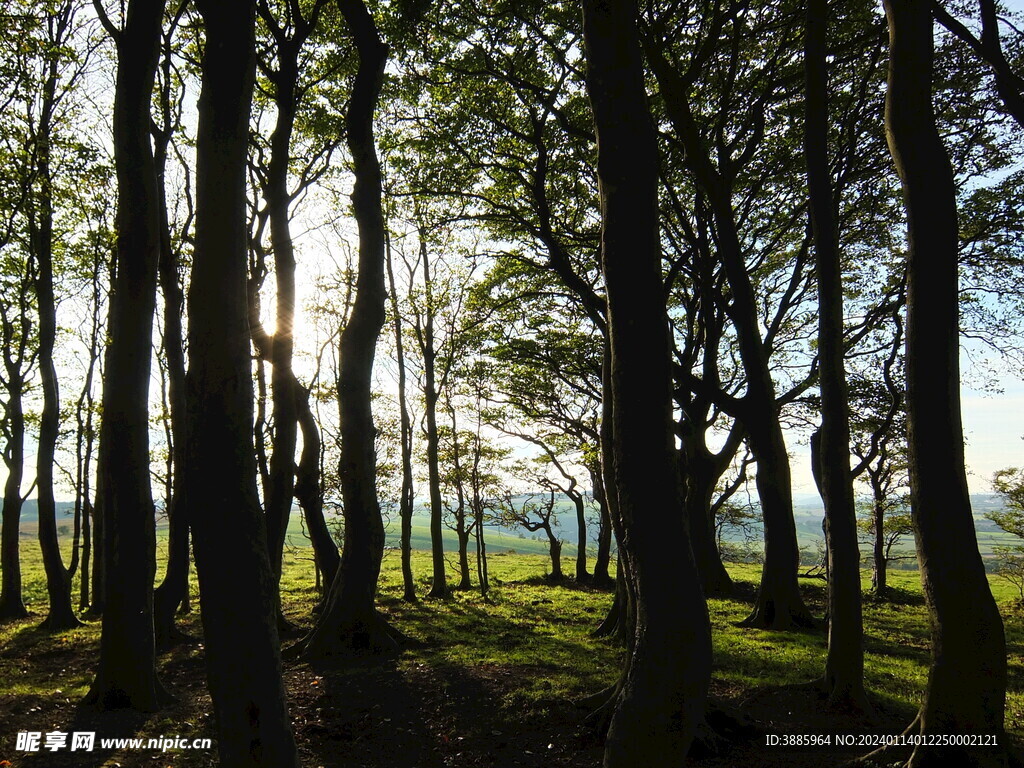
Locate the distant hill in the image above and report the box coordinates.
[8,492,1016,570]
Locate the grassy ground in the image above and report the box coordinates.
[1,541,1021,767]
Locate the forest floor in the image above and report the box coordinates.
[1,549,1022,767]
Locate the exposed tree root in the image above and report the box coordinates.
[738,597,819,630]
[155,624,197,655]
[296,609,405,663]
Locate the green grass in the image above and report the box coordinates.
[3,535,1023,760]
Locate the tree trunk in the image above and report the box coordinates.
[571,490,589,582]
[0,376,28,621]
[682,444,733,597]
[872,494,887,595]
[301,0,398,659]
[84,0,170,711]
[152,17,192,653]
[645,34,813,631]
[582,1,712,763]
[295,386,341,592]
[29,3,79,632]
[547,530,563,582]
[805,0,869,713]
[187,1,298,763]
[589,461,613,587]
[386,235,416,602]
[263,38,301,616]
[881,0,1008,762]
[422,252,449,599]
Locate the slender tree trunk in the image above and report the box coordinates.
[682,445,733,597]
[805,0,869,713]
[872,499,887,595]
[645,37,813,631]
[475,504,489,603]
[263,43,301,615]
[301,0,398,659]
[450,412,472,590]
[421,246,449,599]
[187,1,298,763]
[152,19,192,653]
[0,378,28,621]
[879,0,1008,762]
[589,462,613,587]
[295,387,340,592]
[85,0,170,711]
[32,3,79,632]
[571,490,589,582]
[582,1,712,763]
[386,235,416,602]
[547,529,563,581]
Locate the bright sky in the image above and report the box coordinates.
[788,357,1024,498]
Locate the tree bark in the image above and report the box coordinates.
[570,488,589,582]
[0,370,28,621]
[301,0,399,659]
[880,0,1008,762]
[187,0,299,763]
[421,243,449,599]
[151,11,192,653]
[645,33,814,631]
[84,0,170,711]
[386,234,417,602]
[582,0,712,764]
[31,1,81,633]
[295,386,341,592]
[589,461,613,587]
[804,0,869,713]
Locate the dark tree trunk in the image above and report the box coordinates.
[76,254,102,613]
[546,528,563,582]
[456,521,472,589]
[872,498,887,595]
[474,504,489,603]
[84,0,170,711]
[571,489,589,582]
[386,236,417,602]
[589,462,613,587]
[682,443,733,597]
[804,0,869,713]
[295,387,340,592]
[421,249,449,599]
[0,376,28,621]
[645,34,813,631]
[187,1,298,763]
[581,0,712,763]
[880,0,1008,761]
[260,14,303,613]
[301,0,398,659]
[152,16,192,653]
[31,2,80,633]
[450,416,472,590]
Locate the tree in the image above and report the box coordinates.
[643,1,817,629]
[152,1,195,650]
[804,0,868,712]
[581,0,712,763]
[300,0,399,658]
[988,467,1024,603]
[249,0,332,625]
[28,0,89,632]
[186,0,299,762]
[871,0,1008,761]
[385,232,417,602]
[501,488,564,581]
[84,0,171,711]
